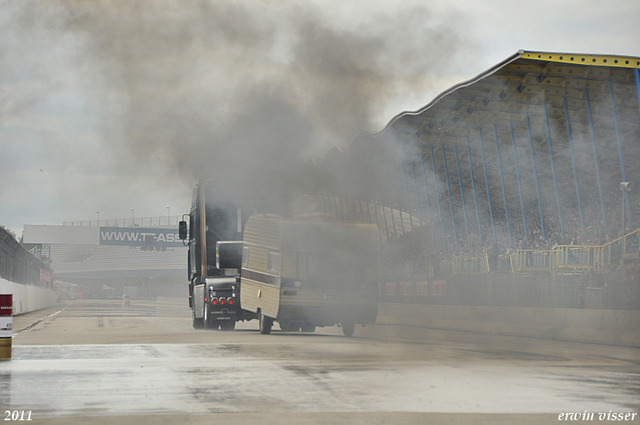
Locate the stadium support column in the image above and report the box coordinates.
[338,197,346,221]
[510,121,529,244]
[609,80,632,228]
[348,198,356,222]
[431,146,448,252]
[585,89,608,238]
[635,69,640,119]
[392,165,406,235]
[388,202,398,236]
[563,98,586,233]
[636,69,640,227]
[343,197,349,221]
[420,157,433,225]
[442,145,459,254]
[494,125,513,248]
[479,128,497,244]
[544,104,565,240]
[357,200,364,222]
[466,136,484,249]
[401,163,415,230]
[372,202,381,232]
[454,144,471,251]
[351,199,358,222]
[411,162,424,226]
[526,112,547,242]
[380,202,390,239]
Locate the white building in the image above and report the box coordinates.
[23,223,187,299]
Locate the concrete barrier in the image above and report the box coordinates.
[0,278,58,315]
[376,304,640,348]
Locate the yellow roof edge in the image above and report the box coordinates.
[519,50,640,69]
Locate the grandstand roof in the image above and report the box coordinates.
[319,50,640,249]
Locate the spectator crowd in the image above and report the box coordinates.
[428,184,639,259]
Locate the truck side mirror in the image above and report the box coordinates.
[179,221,188,240]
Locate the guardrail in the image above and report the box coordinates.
[63,216,181,228]
[593,229,640,270]
[0,227,52,286]
[511,250,551,272]
[553,245,598,272]
[452,256,488,273]
[452,229,640,275]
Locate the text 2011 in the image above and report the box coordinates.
[3,411,31,421]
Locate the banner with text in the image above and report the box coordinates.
[99,227,183,248]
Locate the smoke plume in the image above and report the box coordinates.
[1,0,469,219]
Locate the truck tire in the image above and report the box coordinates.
[342,322,355,337]
[192,308,204,330]
[259,313,273,334]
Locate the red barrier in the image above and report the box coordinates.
[0,294,12,360]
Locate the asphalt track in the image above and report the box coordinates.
[1,298,638,424]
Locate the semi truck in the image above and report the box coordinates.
[179,181,380,337]
[240,214,380,337]
[179,180,256,330]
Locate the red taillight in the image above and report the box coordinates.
[227,297,234,305]
[211,297,218,305]
[219,297,226,305]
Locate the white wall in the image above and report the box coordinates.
[377,304,640,348]
[0,278,58,315]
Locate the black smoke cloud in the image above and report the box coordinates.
[2,0,469,215]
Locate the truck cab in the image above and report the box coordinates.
[179,181,255,330]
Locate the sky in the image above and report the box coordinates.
[1,0,639,238]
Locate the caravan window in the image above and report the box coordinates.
[267,251,280,274]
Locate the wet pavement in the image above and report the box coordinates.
[0,299,638,424]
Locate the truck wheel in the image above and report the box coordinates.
[259,313,273,334]
[342,322,355,337]
[192,308,204,330]
[301,323,316,333]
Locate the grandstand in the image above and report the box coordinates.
[23,218,187,299]
[315,50,640,310]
